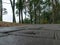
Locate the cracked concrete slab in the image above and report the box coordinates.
[8,30,54,39]
[0,24,60,45]
[0,26,25,32]
[0,33,8,37]
[0,35,54,45]
[23,24,60,30]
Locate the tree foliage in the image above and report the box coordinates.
[16,0,24,23]
[15,0,60,24]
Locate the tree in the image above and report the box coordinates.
[29,0,33,24]
[16,0,24,23]
[51,0,60,23]
[23,0,27,23]
[27,0,44,24]
[23,18,30,24]
[10,0,16,22]
[16,0,60,24]
[0,0,2,21]
[42,0,52,23]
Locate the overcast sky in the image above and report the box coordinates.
[2,0,29,23]
[2,0,19,23]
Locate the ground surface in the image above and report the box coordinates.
[0,24,60,45]
[0,21,25,27]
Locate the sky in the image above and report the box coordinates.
[2,0,30,23]
[2,0,20,23]
[2,0,12,22]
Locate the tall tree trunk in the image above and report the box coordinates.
[21,9,23,23]
[51,0,55,24]
[0,0,2,21]
[10,0,16,22]
[38,2,41,24]
[29,1,33,24]
[30,13,32,24]
[34,9,37,24]
[13,0,16,22]
[30,9,32,24]
[43,10,45,24]
[39,9,40,24]
[54,0,59,23]
[34,3,37,24]
[25,6,26,23]
[52,0,57,23]
[19,9,20,23]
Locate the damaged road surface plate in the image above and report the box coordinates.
[0,24,60,45]
[0,29,55,45]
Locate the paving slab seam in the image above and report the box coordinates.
[7,34,54,39]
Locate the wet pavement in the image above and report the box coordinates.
[0,24,60,45]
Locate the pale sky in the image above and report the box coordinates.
[3,0,12,22]
[2,0,29,23]
[2,0,19,23]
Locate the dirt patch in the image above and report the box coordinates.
[0,21,25,27]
